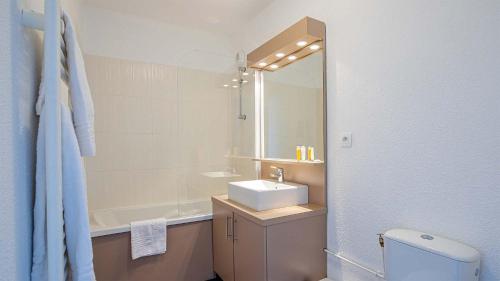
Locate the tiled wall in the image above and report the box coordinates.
[84,55,256,212]
[229,72,258,179]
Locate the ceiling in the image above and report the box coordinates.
[83,0,274,35]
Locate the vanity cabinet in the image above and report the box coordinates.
[233,213,267,281]
[212,196,326,281]
[213,202,235,281]
[214,203,266,281]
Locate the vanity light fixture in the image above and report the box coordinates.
[247,18,325,71]
[309,44,320,50]
[296,40,307,47]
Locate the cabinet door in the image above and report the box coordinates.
[213,202,234,281]
[233,213,267,281]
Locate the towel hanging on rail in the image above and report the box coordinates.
[35,12,95,157]
[62,12,95,157]
[31,11,96,281]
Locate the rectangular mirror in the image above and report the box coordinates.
[263,51,324,161]
[248,17,326,163]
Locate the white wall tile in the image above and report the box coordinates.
[111,134,153,170]
[111,95,153,133]
[151,64,177,99]
[84,132,114,171]
[152,134,179,169]
[151,169,179,204]
[84,55,246,214]
[152,97,178,135]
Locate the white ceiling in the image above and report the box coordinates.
[83,0,274,35]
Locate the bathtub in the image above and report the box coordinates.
[89,199,213,237]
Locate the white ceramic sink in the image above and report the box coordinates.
[228,180,308,211]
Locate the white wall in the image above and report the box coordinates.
[0,0,41,280]
[80,6,239,74]
[239,0,500,280]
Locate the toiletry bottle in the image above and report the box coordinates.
[300,146,306,161]
[308,146,315,161]
[296,146,302,161]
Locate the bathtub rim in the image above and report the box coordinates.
[91,213,213,238]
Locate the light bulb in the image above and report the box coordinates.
[296,41,307,47]
[309,44,320,50]
[288,55,297,61]
[258,62,267,67]
[223,84,229,87]
[270,64,279,69]
[242,72,249,76]
[276,53,285,58]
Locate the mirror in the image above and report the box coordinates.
[262,51,324,161]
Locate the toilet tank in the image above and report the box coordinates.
[384,229,480,281]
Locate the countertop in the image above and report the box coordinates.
[212,195,326,227]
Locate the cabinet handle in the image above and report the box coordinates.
[233,218,238,241]
[226,216,233,240]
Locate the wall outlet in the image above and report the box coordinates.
[341,132,352,148]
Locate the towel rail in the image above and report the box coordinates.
[21,9,65,33]
[24,1,68,280]
[22,9,68,84]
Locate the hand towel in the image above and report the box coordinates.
[131,218,168,260]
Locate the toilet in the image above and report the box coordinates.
[322,228,480,281]
[384,229,480,281]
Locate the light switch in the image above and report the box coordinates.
[341,132,352,148]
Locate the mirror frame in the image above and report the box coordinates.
[248,17,326,163]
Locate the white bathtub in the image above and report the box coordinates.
[89,200,213,237]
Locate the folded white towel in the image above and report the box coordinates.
[130,218,167,260]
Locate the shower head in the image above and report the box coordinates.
[236,51,247,70]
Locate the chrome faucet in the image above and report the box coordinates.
[270,166,285,183]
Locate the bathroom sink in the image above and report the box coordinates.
[228,180,308,211]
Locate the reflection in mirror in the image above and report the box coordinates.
[263,51,324,161]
